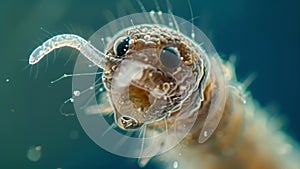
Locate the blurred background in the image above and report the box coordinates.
[0,0,299,168]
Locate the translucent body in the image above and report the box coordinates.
[29,12,226,159]
[28,3,300,169]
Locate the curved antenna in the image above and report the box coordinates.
[29,34,107,69]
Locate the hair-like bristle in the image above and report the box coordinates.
[154,59,300,169]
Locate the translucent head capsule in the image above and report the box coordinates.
[29,12,226,159]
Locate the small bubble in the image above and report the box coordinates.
[191,33,195,39]
[70,98,74,102]
[5,78,10,82]
[99,87,104,92]
[173,161,179,169]
[204,130,208,137]
[27,145,42,162]
[73,90,80,96]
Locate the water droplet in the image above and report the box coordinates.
[27,145,42,162]
[173,160,179,168]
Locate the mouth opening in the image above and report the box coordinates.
[128,84,152,112]
[111,59,176,130]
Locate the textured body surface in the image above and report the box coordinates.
[156,60,300,169]
[98,17,300,169]
[103,24,207,129]
[15,1,300,169]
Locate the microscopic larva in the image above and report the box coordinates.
[28,2,300,169]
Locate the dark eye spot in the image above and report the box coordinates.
[160,46,181,68]
[113,37,130,57]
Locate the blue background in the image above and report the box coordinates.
[0,0,299,168]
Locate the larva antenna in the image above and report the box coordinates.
[29,34,107,69]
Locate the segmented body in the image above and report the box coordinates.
[28,10,299,169]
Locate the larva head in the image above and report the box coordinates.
[102,24,205,130]
[70,12,226,158]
